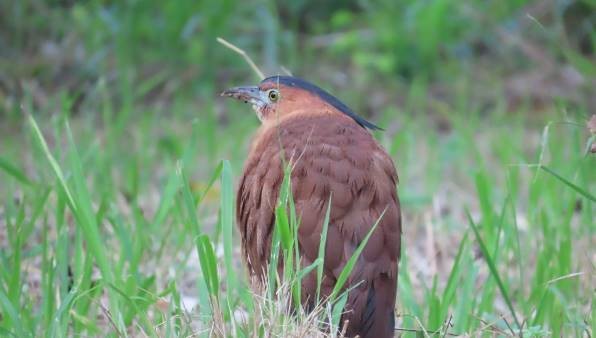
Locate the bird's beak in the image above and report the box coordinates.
[220,86,262,105]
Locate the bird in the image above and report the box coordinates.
[222,75,401,338]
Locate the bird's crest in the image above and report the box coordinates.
[262,75,383,131]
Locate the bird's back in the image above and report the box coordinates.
[237,111,401,338]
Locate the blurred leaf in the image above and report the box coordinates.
[563,49,596,78]
[440,232,468,325]
[329,209,385,301]
[195,234,220,299]
[0,157,35,187]
[275,205,292,252]
[540,165,595,202]
[219,160,238,297]
[331,292,349,333]
[0,287,24,337]
[316,195,332,304]
[467,209,521,332]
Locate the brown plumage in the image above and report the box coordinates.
[222,76,402,338]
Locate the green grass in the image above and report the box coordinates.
[1,0,595,337]
[1,88,593,336]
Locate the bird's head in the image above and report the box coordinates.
[221,75,381,130]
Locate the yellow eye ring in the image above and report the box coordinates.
[268,90,279,102]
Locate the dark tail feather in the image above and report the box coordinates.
[345,275,396,338]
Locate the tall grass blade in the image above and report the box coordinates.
[274,205,292,252]
[0,287,24,337]
[177,161,200,235]
[540,165,595,202]
[195,234,220,299]
[331,292,349,333]
[316,194,332,304]
[196,161,223,206]
[28,116,76,209]
[220,160,237,296]
[49,288,78,337]
[466,209,521,332]
[64,121,113,282]
[151,166,181,229]
[439,231,468,324]
[329,209,386,301]
[0,157,34,186]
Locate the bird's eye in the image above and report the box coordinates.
[268,90,279,102]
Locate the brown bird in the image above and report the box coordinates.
[222,76,401,338]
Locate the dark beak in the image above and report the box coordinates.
[220,86,261,104]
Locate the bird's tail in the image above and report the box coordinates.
[344,275,396,338]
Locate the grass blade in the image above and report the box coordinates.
[0,286,25,337]
[220,160,237,296]
[329,208,386,301]
[274,205,292,252]
[296,258,322,282]
[28,116,77,209]
[177,161,200,235]
[196,234,220,299]
[439,231,468,324]
[316,194,332,304]
[49,288,78,336]
[466,209,521,332]
[151,165,181,229]
[0,157,35,187]
[196,161,223,206]
[540,165,595,202]
[331,292,349,333]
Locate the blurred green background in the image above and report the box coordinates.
[2,0,594,118]
[0,0,594,337]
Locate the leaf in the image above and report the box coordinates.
[275,205,292,252]
[0,287,25,337]
[195,235,220,299]
[316,194,332,304]
[49,288,78,336]
[220,160,237,294]
[563,49,596,78]
[331,293,349,333]
[0,157,35,186]
[177,161,200,236]
[329,209,386,301]
[439,231,468,323]
[28,116,76,209]
[151,165,181,229]
[196,161,223,206]
[466,209,521,332]
[296,258,322,281]
[540,165,595,203]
